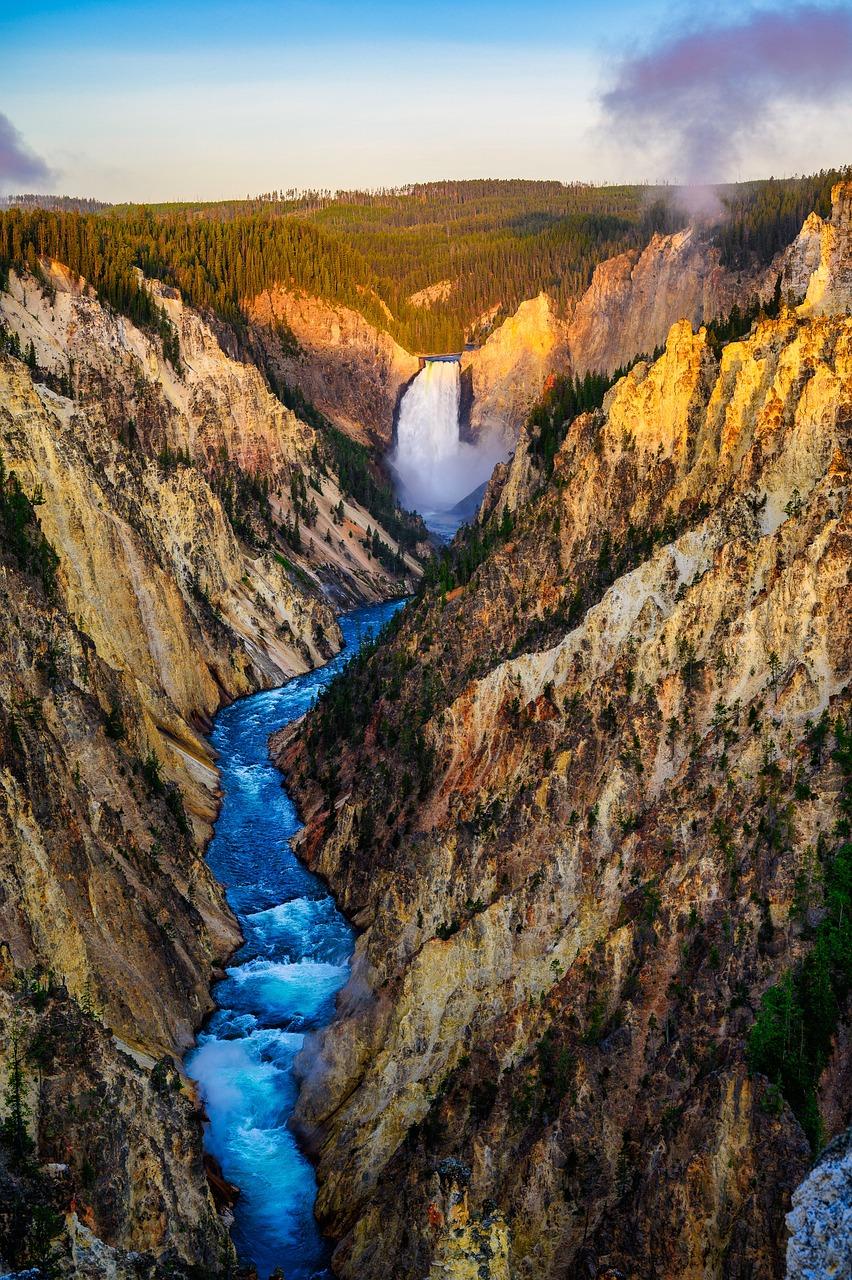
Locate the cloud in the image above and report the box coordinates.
[601,5,852,185]
[0,111,54,188]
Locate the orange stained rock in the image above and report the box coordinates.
[427,1202,444,1228]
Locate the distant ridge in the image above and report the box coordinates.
[0,193,111,212]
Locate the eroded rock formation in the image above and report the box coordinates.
[246,286,419,445]
[1,263,424,607]
[785,1127,852,1279]
[458,189,852,450]
[460,294,570,449]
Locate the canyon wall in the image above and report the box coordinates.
[460,294,571,449]
[1,263,425,607]
[279,186,852,1279]
[0,354,241,1274]
[458,199,845,452]
[246,286,420,446]
[0,262,424,1276]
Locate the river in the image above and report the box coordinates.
[186,599,406,1280]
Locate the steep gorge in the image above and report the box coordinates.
[244,216,817,468]
[0,181,849,1279]
[278,184,852,1280]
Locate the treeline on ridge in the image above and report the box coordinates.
[1,172,846,358]
[717,170,848,268]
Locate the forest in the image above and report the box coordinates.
[1,171,847,355]
[715,171,843,267]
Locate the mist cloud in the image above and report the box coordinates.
[0,111,54,188]
[601,5,852,186]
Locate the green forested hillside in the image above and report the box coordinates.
[715,171,845,268]
[1,172,846,354]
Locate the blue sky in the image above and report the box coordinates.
[2,0,850,199]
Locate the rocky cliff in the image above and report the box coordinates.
[1,262,425,608]
[246,286,420,446]
[785,1126,852,1279]
[278,187,852,1279]
[456,228,747,449]
[458,192,847,450]
[797,182,852,318]
[0,368,239,1272]
[460,295,570,449]
[564,226,764,376]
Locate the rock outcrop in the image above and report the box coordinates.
[460,294,570,449]
[458,190,852,449]
[279,190,852,1279]
[798,182,852,318]
[565,225,768,376]
[246,286,419,445]
[786,1128,852,1279]
[0,987,232,1275]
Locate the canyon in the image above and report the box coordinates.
[247,217,814,466]
[0,178,849,1280]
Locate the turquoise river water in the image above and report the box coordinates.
[186,599,405,1279]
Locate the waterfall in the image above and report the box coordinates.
[390,359,503,519]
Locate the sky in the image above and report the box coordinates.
[1,0,850,200]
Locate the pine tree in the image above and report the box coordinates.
[1,1020,33,1164]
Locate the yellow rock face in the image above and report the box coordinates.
[452,183,852,455]
[798,182,852,317]
[462,294,571,448]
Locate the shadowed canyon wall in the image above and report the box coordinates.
[246,286,420,446]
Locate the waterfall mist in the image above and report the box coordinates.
[390,359,505,520]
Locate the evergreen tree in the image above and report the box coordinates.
[1,1020,33,1164]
